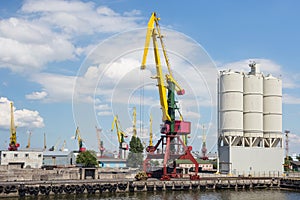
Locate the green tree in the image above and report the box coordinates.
[127,136,144,168]
[76,150,98,167]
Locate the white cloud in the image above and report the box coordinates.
[0,18,76,72]
[0,97,44,129]
[31,73,75,102]
[26,91,48,100]
[283,94,300,105]
[288,133,300,153]
[0,0,142,73]
[97,111,112,116]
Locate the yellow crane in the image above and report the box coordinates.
[26,131,32,149]
[111,115,128,151]
[8,102,19,151]
[75,127,86,152]
[141,12,199,180]
[146,114,155,152]
[133,107,137,137]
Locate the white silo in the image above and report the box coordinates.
[218,62,284,175]
[263,74,283,147]
[219,70,243,146]
[243,63,263,147]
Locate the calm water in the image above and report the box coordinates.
[7,189,300,200]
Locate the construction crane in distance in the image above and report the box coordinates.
[133,107,137,137]
[201,125,208,160]
[26,131,32,149]
[8,102,19,151]
[111,115,128,158]
[75,127,86,152]
[141,12,199,180]
[96,126,105,157]
[43,133,47,151]
[60,140,67,151]
[146,114,155,152]
[49,138,61,151]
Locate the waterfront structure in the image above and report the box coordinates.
[176,159,214,174]
[218,63,284,175]
[0,150,43,168]
[43,151,71,166]
[98,157,126,168]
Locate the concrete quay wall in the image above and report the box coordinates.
[0,177,281,198]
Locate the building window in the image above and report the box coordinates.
[3,154,6,158]
[25,154,29,158]
[38,154,42,158]
[14,154,18,157]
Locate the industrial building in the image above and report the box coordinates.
[0,150,43,168]
[218,62,284,175]
[43,151,72,166]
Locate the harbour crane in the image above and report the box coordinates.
[111,115,128,158]
[141,12,199,180]
[132,107,137,137]
[146,114,155,152]
[201,125,208,160]
[26,131,32,149]
[96,126,105,157]
[75,127,86,152]
[60,140,66,151]
[48,138,61,151]
[8,102,19,151]
[43,133,47,151]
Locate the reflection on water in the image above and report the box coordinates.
[4,189,300,200]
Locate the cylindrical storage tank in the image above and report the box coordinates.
[243,74,264,138]
[219,70,243,137]
[263,75,282,138]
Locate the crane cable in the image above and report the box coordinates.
[139,68,145,138]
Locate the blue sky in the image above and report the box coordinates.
[0,0,300,154]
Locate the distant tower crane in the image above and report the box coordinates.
[60,140,67,151]
[141,12,199,180]
[75,127,86,152]
[26,131,32,149]
[43,133,47,151]
[8,102,20,151]
[133,107,137,137]
[146,114,155,152]
[96,126,105,157]
[201,125,208,160]
[111,115,128,159]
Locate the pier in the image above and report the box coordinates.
[0,176,282,198]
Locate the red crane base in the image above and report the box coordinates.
[143,133,200,180]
